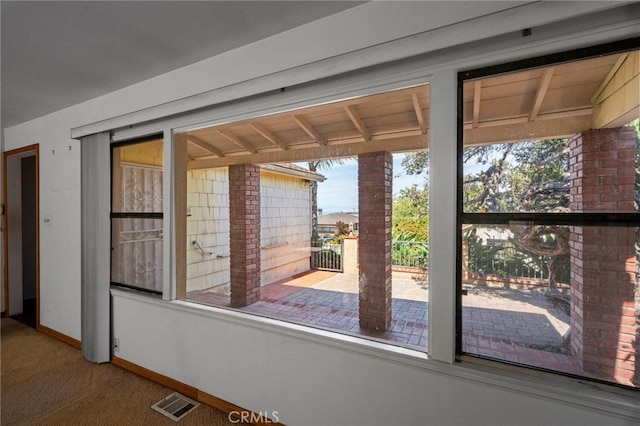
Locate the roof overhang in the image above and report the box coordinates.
[180,49,638,169]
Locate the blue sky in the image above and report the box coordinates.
[309,154,426,214]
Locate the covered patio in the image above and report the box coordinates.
[187,270,582,375]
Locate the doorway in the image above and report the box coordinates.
[3,144,39,328]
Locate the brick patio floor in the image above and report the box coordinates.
[187,270,587,377]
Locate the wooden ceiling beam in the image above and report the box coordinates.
[216,129,258,154]
[529,67,555,122]
[465,115,592,146]
[250,123,288,150]
[187,135,225,158]
[344,105,371,141]
[464,107,592,130]
[293,115,325,146]
[411,93,428,134]
[188,134,427,170]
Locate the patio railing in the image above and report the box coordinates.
[392,240,428,270]
[312,240,343,272]
[467,242,570,282]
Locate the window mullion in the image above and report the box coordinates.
[163,128,174,300]
[428,68,458,363]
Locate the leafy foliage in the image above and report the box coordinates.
[334,221,350,236]
[461,139,569,213]
[392,184,429,242]
[400,152,429,176]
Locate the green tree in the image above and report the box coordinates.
[393,161,429,242]
[462,139,570,291]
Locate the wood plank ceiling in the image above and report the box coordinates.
[184,51,633,167]
[186,84,430,165]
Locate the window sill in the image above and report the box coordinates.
[110,287,639,422]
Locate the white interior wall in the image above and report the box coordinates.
[3,1,639,423]
[4,112,81,338]
[112,289,638,425]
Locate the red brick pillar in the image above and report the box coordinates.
[358,151,392,330]
[229,164,261,307]
[569,127,638,385]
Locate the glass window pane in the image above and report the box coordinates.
[112,140,164,213]
[460,48,640,388]
[462,52,640,215]
[111,218,163,292]
[173,82,431,351]
[182,159,429,350]
[461,223,638,388]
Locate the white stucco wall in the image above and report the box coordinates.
[3,2,639,425]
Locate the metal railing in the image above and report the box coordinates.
[391,240,429,270]
[467,242,570,282]
[312,240,343,272]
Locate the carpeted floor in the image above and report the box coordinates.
[1,318,233,425]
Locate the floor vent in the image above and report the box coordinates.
[151,392,200,421]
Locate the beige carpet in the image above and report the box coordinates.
[1,318,233,425]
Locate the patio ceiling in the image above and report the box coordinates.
[185,50,638,169]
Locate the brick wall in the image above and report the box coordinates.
[229,164,261,307]
[569,127,638,385]
[358,151,392,330]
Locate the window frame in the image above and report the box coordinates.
[172,111,431,350]
[110,134,165,295]
[455,38,640,389]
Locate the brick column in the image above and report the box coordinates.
[229,164,261,307]
[358,151,392,330]
[569,127,638,385]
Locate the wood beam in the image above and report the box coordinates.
[464,107,592,130]
[472,81,481,129]
[187,135,225,158]
[529,67,555,121]
[250,123,288,150]
[344,105,371,141]
[591,52,639,129]
[188,134,427,170]
[464,115,592,146]
[411,93,428,134]
[216,129,258,154]
[292,115,325,146]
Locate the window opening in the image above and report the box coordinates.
[458,44,640,389]
[111,136,164,294]
[175,84,430,350]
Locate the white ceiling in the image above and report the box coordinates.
[1,1,364,130]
